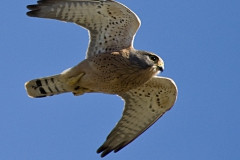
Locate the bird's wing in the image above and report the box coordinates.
[97,77,178,157]
[27,0,140,58]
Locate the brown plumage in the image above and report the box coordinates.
[25,0,177,157]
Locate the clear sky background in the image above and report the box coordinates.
[1,0,240,159]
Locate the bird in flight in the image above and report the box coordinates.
[25,0,177,157]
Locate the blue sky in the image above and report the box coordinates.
[1,0,240,159]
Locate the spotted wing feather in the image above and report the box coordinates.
[97,77,178,157]
[26,0,140,58]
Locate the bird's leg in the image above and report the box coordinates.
[72,86,93,96]
[66,73,90,96]
[67,73,85,86]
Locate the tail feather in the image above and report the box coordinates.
[25,74,69,98]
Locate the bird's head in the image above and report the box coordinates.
[134,51,164,74]
[145,53,164,73]
[129,50,164,75]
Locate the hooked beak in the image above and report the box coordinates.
[158,66,164,72]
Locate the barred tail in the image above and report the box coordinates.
[25,74,69,98]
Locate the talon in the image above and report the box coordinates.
[73,91,84,96]
[73,87,92,96]
[67,73,85,86]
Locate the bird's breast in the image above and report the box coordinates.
[78,53,157,94]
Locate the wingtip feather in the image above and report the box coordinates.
[26,4,41,17]
[26,11,38,17]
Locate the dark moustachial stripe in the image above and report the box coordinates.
[36,79,42,87]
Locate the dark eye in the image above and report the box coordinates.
[149,55,159,62]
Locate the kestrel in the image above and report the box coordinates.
[25,0,178,157]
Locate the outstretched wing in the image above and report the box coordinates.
[97,77,178,157]
[27,0,140,58]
